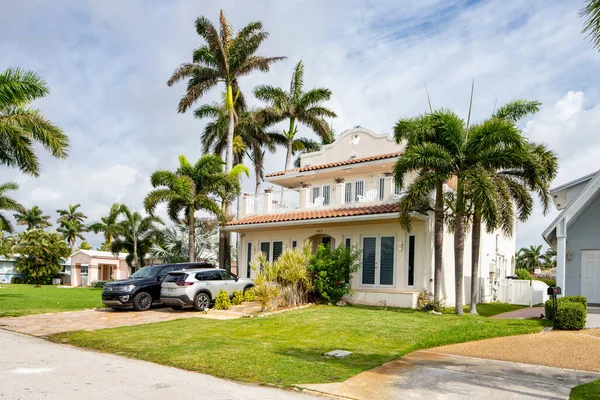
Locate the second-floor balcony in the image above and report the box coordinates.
[239,176,404,218]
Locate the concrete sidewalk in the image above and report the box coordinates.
[298,350,599,399]
[0,329,311,400]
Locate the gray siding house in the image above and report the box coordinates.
[543,170,600,304]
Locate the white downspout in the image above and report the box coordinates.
[556,217,567,296]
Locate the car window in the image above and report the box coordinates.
[196,271,221,281]
[219,270,235,280]
[164,273,187,284]
[159,266,175,276]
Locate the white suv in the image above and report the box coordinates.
[160,268,254,311]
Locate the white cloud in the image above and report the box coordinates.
[1,0,599,249]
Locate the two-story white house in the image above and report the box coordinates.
[226,128,515,308]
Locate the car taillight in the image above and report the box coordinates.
[175,281,194,286]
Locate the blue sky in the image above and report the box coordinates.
[1,0,599,248]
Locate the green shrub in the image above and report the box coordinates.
[91,280,107,288]
[417,291,445,312]
[545,295,587,320]
[243,287,256,302]
[535,278,556,287]
[554,301,586,330]
[309,244,361,304]
[515,268,532,280]
[214,289,231,310]
[10,276,24,284]
[231,290,244,305]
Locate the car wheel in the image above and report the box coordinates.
[132,292,152,311]
[193,292,211,311]
[243,285,254,293]
[170,306,183,310]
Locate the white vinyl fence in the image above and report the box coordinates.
[497,279,549,306]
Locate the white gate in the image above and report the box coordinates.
[498,279,549,306]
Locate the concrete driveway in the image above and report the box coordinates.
[0,303,262,336]
[0,329,312,400]
[299,350,599,399]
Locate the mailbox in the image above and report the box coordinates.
[547,286,562,296]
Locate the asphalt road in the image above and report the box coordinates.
[0,329,313,400]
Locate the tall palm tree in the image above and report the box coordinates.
[254,60,337,171]
[14,205,51,230]
[144,154,227,262]
[110,205,163,272]
[581,0,600,51]
[56,204,87,224]
[0,68,69,176]
[0,182,25,235]
[149,219,219,264]
[88,203,122,248]
[57,219,86,253]
[466,100,557,314]
[168,11,284,270]
[167,10,285,174]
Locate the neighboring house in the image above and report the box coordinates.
[543,170,600,304]
[0,257,23,283]
[226,128,515,307]
[69,250,141,287]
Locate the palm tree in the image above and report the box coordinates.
[88,203,122,248]
[57,219,86,253]
[110,205,163,272]
[149,218,219,264]
[517,245,545,272]
[542,247,557,269]
[581,0,600,51]
[167,10,284,174]
[197,103,281,193]
[0,68,69,176]
[56,204,87,224]
[254,60,337,171]
[144,154,226,262]
[14,205,51,230]
[0,182,25,236]
[292,123,336,168]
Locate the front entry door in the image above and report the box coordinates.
[361,236,395,287]
[581,250,600,304]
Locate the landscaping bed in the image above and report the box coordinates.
[0,284,103,317]
[50,304,549,387]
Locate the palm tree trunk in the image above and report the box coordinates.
[454,179,465,315]
[133,238,139,274]
[434,182,444,302]
[284,118,296,171]
[470,211,481,314]
[219,84,235,271]
[255,173,263,194]
[188,210,196,262]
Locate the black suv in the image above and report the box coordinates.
[102,262,213,311]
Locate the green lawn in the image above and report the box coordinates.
[468,303,527,317]
[0,284,103,317]
[50,305,549,387]
[571,379,600,400]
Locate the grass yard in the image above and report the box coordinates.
[0,284,103,317]
[50,304,549,387]
[571,379,600,400]
[466,303,527,317]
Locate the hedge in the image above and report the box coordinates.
[554,302,587,330]
[545,295,587,320]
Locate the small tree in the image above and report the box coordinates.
[309,244,361,304]
[12,229,70,286]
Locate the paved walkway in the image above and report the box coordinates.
[433,329,600,372]
[490,307,544,319]
[298,350,599,399]
[0,303,262,336]
[0,329,311,400]
[587,307,600,328]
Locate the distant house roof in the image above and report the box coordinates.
[228,203,399,227]
[69,250,129,260]
[265,151,403,178]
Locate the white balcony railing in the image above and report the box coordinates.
[239,176,403,219]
